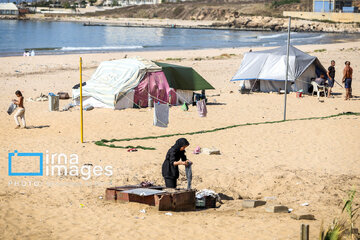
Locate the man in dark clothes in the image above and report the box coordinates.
[162,138,190,188]
[327,60,336,98]
[315,73,326,86]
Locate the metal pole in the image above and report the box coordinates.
[301,224,310,240]
[283,17,291,121]
[80,57,84,143]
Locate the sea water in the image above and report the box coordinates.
[1,19,359,56]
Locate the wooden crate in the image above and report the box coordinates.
[155,190,196,211]
[105,186,196,211]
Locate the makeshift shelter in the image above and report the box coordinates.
[231,45,326,93]
[72,58,214,109]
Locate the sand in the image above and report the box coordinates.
[0,42,359,240]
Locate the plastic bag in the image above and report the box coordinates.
[181,102,188,111]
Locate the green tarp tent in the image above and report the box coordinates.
[154,61,214,91]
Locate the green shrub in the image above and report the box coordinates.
[271,0,300,8]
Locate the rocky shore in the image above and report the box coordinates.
[213,15,360,33]
[3,13,360,33]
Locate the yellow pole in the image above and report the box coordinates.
[80,57,84,143]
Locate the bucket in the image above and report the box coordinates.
[296,92,303,98]
[49,94,59,111]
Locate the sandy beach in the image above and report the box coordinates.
[0,41,359,239]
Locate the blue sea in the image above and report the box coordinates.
[1,19,360,56]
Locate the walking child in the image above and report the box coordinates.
[13,90,26,129]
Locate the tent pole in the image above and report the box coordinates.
[283,17,291,121]
[80,57,84,143]
[250,79,258,93]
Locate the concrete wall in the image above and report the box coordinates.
[283,11,360,22]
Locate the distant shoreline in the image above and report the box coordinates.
[2,14,360,34]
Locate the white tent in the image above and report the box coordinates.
[72,58,161,109]
[231,45,326,93]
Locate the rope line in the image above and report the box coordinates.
[94,112,360,150]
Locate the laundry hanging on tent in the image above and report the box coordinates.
[196,99,207,117]
[154,103,169,128]
[72,58,214,110]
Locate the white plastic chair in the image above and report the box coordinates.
[311,81,327,98]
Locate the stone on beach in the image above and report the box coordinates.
[265,205,289,213]
[242,200,266,208]
[290,212,315,220]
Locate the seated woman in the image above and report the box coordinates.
[162,138,190,188]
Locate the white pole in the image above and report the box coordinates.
[283,17,291,121]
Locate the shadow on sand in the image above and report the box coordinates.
[26,125,50,129]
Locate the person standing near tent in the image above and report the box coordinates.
[327,60,336,98]
[162,138,190,188]
[342,61,353,100]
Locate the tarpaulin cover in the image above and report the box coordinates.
[134,71,177,107]
[72,58,160,109]
[154,61,214,91]
[231,45,326,82]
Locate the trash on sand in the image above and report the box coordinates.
[196,189,220,201]
[33,93,48,102]
[62,103,75,111]
[127,148,138,152]
[193,146,201,154]
[140,209,146,213]
[165,212,173,216]
[84,104,94,111]
[99,196,103,200]
[140,181,153,187]
[288,208,293,213]
[301,202,309,206]
[202,148,221,155]
[80,204,85,208]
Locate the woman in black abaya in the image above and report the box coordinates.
[162,138,190,188]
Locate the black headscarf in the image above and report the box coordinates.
[162,138,190,180]
[173,138,190,151]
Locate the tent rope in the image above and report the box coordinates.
[94,112,360,150]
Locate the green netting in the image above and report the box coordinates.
[94,112,359,150]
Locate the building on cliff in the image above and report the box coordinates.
[0,3,19,15]
[104,0,161,6]
[313,0,354,12]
